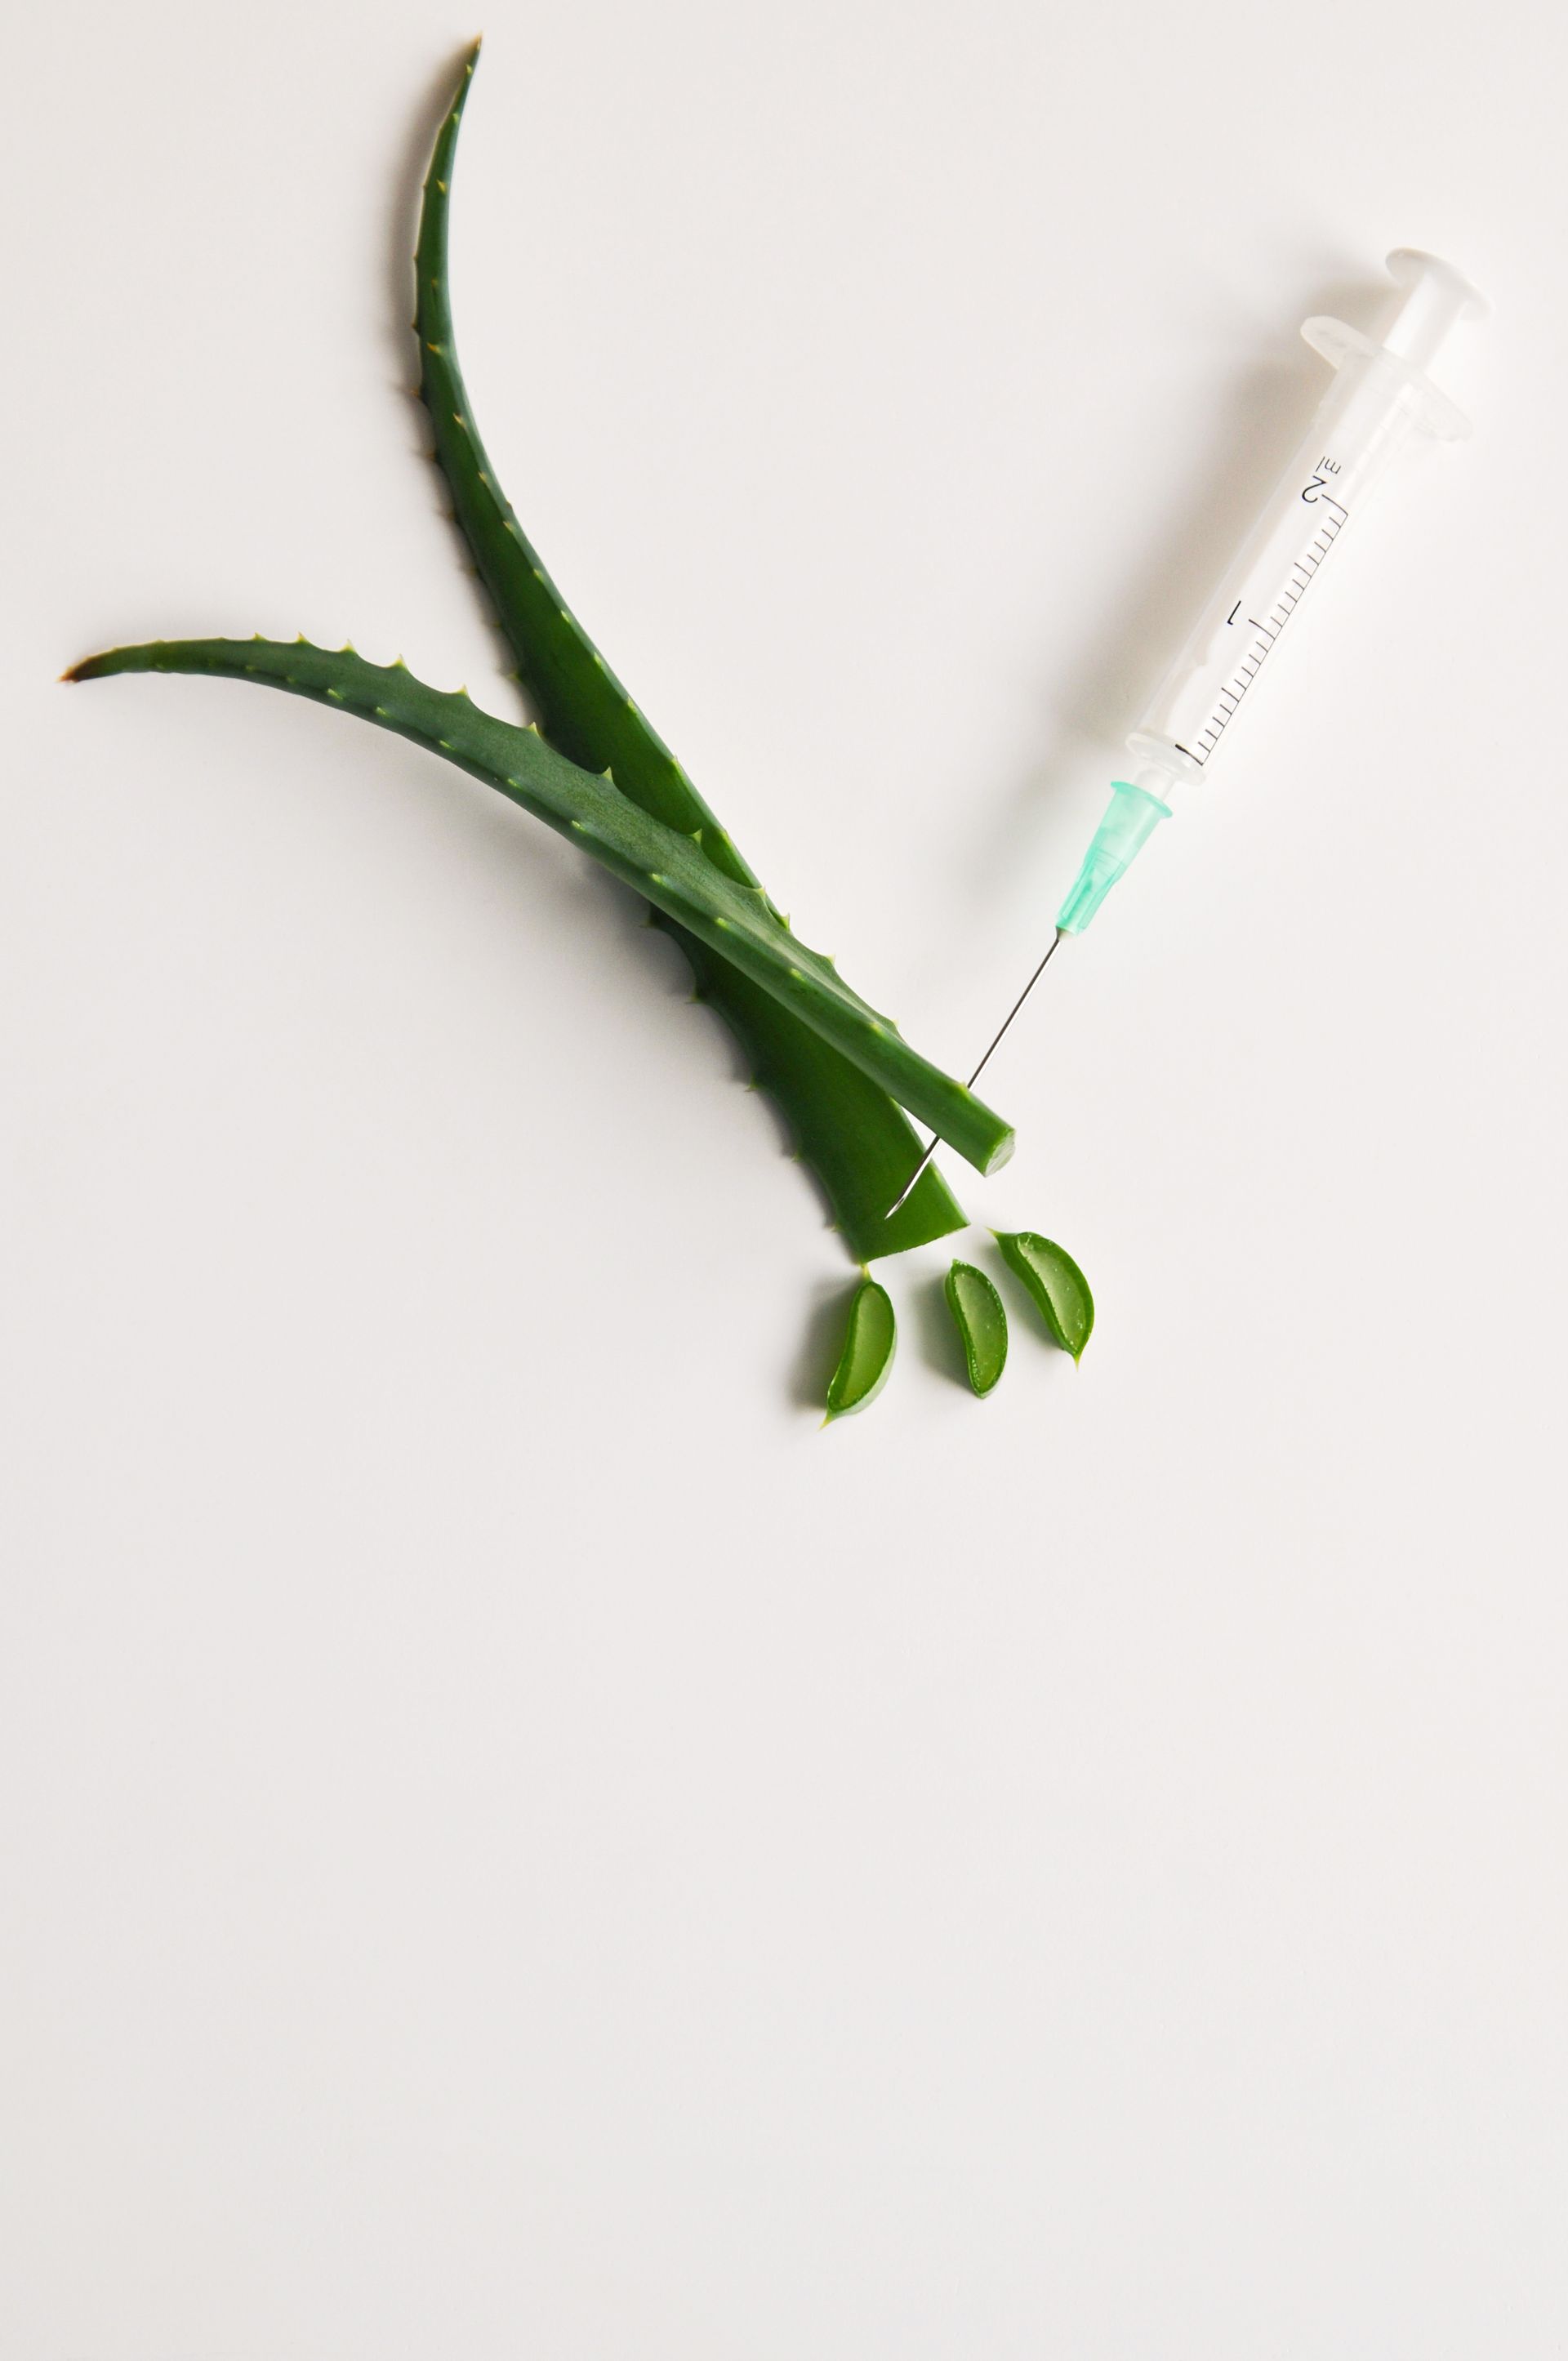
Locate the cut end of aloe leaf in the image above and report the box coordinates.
[979,1125,1017,1178]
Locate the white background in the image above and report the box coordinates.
[3,0,1565,2352]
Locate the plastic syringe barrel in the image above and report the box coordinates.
[1055,250,1486,936]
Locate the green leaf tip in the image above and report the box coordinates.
[993,1231,1094,1361]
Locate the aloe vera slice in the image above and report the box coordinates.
[69,635,1013,1176]
[824,1278,896,1419]
[413,45,967,1262]
[944,1259,1008,1395]
[994,1231,1094,1361]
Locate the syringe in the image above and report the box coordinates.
[889,249,1486,1217]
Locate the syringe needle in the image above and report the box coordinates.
[884,929,1066,1220]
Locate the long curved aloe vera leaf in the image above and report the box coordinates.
[414,45,968,1260]
[67,635,1015,1177]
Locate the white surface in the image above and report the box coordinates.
[2,2,1565,2354]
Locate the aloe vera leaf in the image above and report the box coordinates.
[67,635,1015,1176]
[994,1231,1094,1361]
[944,1259,1009,1396]
[824,1278,896,1419]
[415,42,758,881]
[414,46,967,1263]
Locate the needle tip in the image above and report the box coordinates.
[884,1143,938,1221]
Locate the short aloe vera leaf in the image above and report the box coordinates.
[414,47,966,1263]
[67,636,1015,1176]
[824,1277,896,1419]
[994,1231,1094,1361]
[944,1259,1009,1396]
